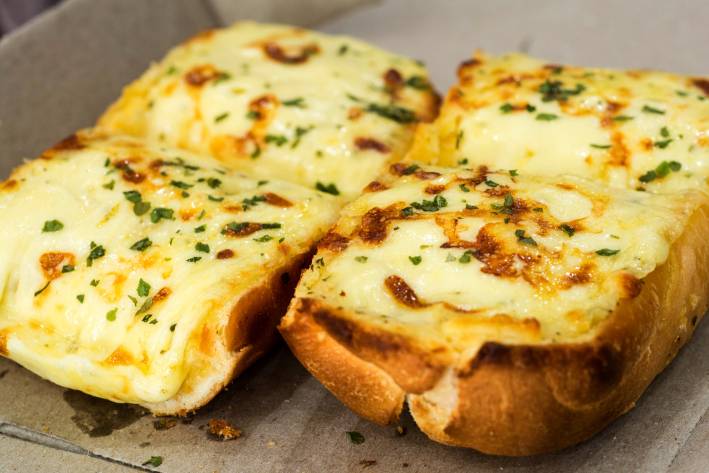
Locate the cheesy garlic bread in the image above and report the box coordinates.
[0,130,338,414]
[99,22,439,200]
[280,164,709,455]
[408,53,709,192]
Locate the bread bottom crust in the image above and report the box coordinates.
[280,204,709,455]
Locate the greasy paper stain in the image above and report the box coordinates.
[63,390,146,437]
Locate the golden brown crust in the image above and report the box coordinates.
[281,203,709,455]
[144,251,309,415]
[279,299,405,425]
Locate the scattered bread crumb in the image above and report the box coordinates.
[208,419,242,441]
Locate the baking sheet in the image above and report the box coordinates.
[1,0,708,471]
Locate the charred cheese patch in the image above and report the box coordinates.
[99,22,438,199]
[294,165,704,357]
[409,53,709,193]
[0,130,338,404]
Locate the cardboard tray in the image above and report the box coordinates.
[1,0,708,471]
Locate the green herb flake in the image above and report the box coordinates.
[459,183,470,193]
[405,75,430,90]
[61,264,75,273]
[102,180,115,190]
[410,194,447,212]
[150,207,175,224]
[194,225,206,233]
[207,177,222,189]
[354,256,368,263]
[246,110,261,120]
[186,256,202,263]
[660,126,670,138]
[538,80,585,102]
[642,105,665,114]
[170,323,177,332]
[106,308,117,322]
[142,456,163,467]
[654,139,673,149]
[559,224,575,237]
[515,229,537,246]
[137,279,151,297]
[208,195,224,202]
[254,235,273,242]
[170,180,192,190]
[485,179,499,188]
[365,103,417,123]
[612,115,634,122]
[409,255,422,265]
[596,248,620,256]
[87,243,106,267]
[590,144,611,149]
[76,294,85,303]
[291,126,313,148]
[346,431,365,445]
[459,250,474,264]
[90,279,100,287]
[536,113,559,121]
[133,201,151,216]
[33,281,51,297]
[265,134,288,146]
[130,237,152,252]
[282,97,305,107]
[214,112,229,123]
[42,220,64,232]
[455,130,464,149]
[123,190,142,203]
[401,164,420,175]
[315,182,340,196]
[499,103,514,113]
[458,158,469,165]
[509,169,518,177]
[195,242,210,253]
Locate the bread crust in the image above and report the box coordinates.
[279,203,709,455]
[145,251,310,415]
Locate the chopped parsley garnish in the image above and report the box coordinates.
[526,104,537,112]
[500,103,514,113]
[315,182,340,195]
[596,248,619,256]
[150,207,175,223]
[141,313,158,324]
[365,103,417,124]
[213,71,232,85]
[123,190,142,202]
[186,256,202,263]
[559,224,575,237]
[458,158,469,165]
[400,206,414,217]
[409,255,422,265]
[214,112,229,123]
[459,183,470,192]
[87,242,106,267]
[102,180,115,190]
[170,323,177,332]
[410,194,447,212]
[291,126,313,148]
[254,235,273,242]
[207,177,222,189]
[590,144,611,149]
[33,281,50,297]
[61,264,75,273]
[242,194,266,210]
[170,180,192,189]
[246,110,261,120]
[338,44,349,55]
[455,130,464,149]
[195,242,210,253]
[654,139,673,149]
[142,456,163,467]
[194,225,206,233]
[612,115,634,122]
[638,160,682,183]
[459,250,474,263]
[257,180,268,186]
[106,308,117,322]
[282,97,305,107]
[642,105,665,115]
[515,229,537,246]
[354,256,368,263]
[484,179,499,187]
[401,164,420,175]
[76,294,85,303]
[539,80,585,102]
[90,279,100,287]
[208,195,224,202]
[660,126,670,137]
[42,220,64,232]
[346,431,365,445]
[130,237,152,252]
[265,134,288,146]
[405,75,429,90]
[536,113,559,121]
[509,169,518,177]
[491,193,515,215]
[465,204,478,210]
[137,279,150,297]
[133,201,151,216]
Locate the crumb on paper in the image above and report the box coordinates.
[395,425,407,436]
[153,418,177,430]
[208,419,242,440]
[267,440,276,448]
[359,459,377,468]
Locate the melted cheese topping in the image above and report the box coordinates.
[296,164,703,356]
[409,53,709,193]
[0,131,338,403]
[99,21,438,199]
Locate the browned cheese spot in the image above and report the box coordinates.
[317,232,350,253]
[39,252,76,281]
[113,159,145,184]
[263,192,293,207]
[184,64,220,86]
[692,78,709,97]
[354,137,391,153]
[223,222,264,237]
[363,181,389,193]
[208,419,242,441]
[619,273,644,298]
[384,275,427,308]
[216,249,234,259]
[263,42,320,64]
